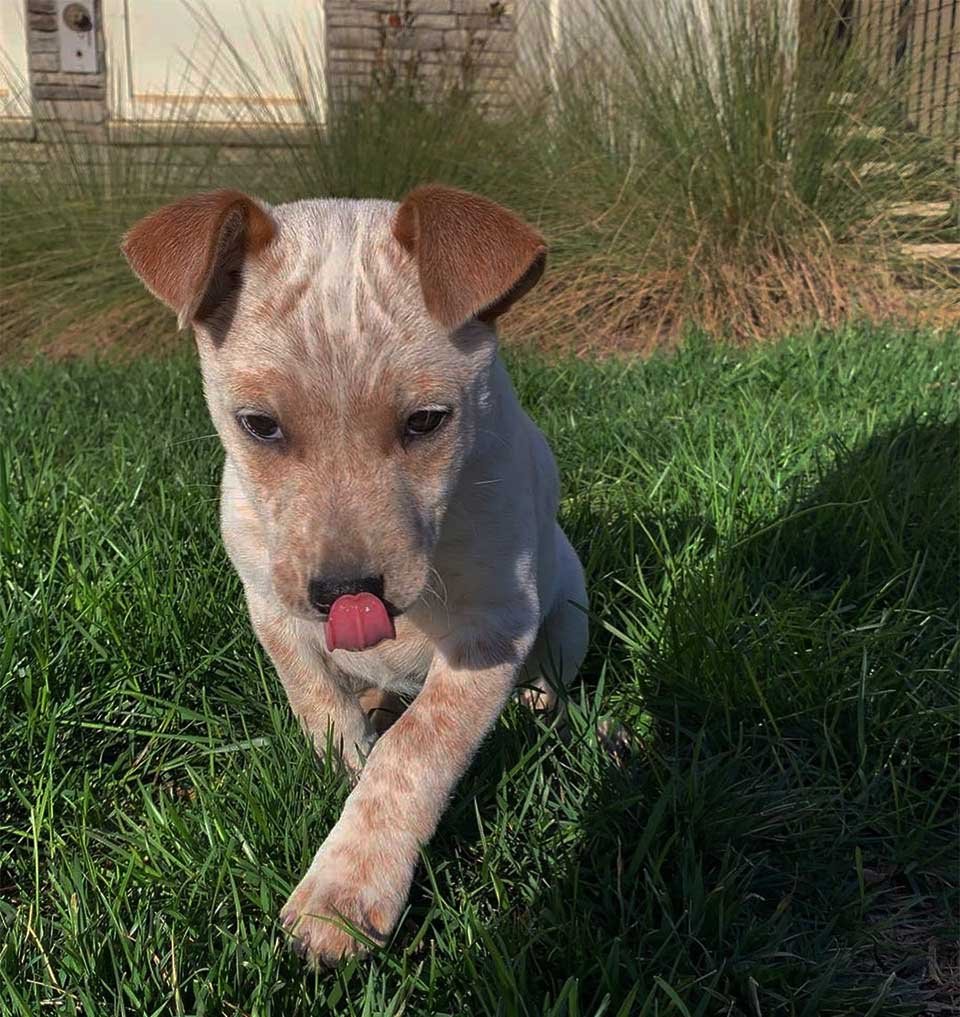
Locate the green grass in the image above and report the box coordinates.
[1,326,958,1015]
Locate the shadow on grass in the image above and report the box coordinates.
[759,416,959,609]
[401,417,959,1016]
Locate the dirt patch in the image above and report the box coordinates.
[855,868,960,1015]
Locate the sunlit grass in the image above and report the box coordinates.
[1,326,958,1014]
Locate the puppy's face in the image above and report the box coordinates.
[123,187,545,622]
[197,198,497,618]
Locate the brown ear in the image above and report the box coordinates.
[393,185,546,329]
[121,189,275,331]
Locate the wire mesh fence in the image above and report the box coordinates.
[847,0,958,161]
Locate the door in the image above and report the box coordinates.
[0,0,30,119]
[102,0,324,123]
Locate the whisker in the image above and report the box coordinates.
[423,565,449,602]
[166,431,220,447]
[475,427,510,449]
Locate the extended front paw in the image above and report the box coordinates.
[280,854,407,967]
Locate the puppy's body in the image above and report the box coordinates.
[124,187,587,965]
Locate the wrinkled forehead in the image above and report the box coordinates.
[208,198,489,406]
[247,198,429,362]
[271,198,417,325]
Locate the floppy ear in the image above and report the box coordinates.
[121,189,275,331]
[393,184,546,329]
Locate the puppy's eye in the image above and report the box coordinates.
[405,408,449,438]
[237,412,283,443]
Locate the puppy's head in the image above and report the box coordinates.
[122,185,545,626]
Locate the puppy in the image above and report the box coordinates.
[122,185,588,966]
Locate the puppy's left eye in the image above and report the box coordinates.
[405,408,449,438]
[237,412,283,442]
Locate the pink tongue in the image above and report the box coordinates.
[325,592,395,652]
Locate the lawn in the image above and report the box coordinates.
[0,326,957,1015]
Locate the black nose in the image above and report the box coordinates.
[308,574,384,614]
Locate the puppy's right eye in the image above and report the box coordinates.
[237,412,283,443]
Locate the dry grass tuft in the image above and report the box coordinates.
[513,242,947,354]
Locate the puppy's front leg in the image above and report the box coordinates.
[252,608,375,774]
[280,630,530,966]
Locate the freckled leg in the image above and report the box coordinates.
[280,632,531,966]
[250,605,376,773]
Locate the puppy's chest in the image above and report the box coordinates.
[331,626,434,697]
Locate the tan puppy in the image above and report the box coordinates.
[122,185,588,966]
